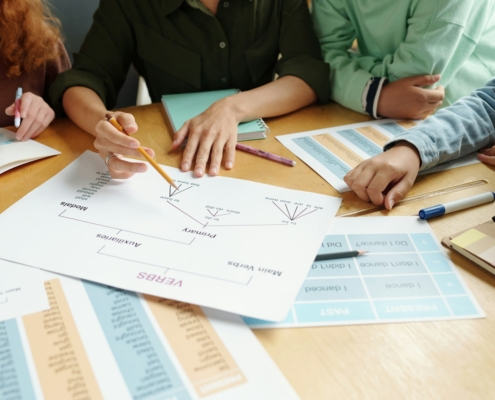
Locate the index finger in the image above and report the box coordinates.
[99,118,141,149]
[19,93,33,119]
[365,169,400,206]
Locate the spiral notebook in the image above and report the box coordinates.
[161,89,269,141]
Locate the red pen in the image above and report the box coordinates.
[14,87,22,128]
[235,143,296,167]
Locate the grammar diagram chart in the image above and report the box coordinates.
[0,271,298,400]
[244,217,484,328]
[277,119,480,193]
[0,151,341,322]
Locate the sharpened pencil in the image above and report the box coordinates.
[314,249,368,261]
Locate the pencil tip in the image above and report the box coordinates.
[360,250,368,255]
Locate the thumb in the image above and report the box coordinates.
[410,74,441,87]
[435,85,445,95]
[172,121,190,149]
[384,178,414,210]
[5,103,15,116]
[112,111,138,134]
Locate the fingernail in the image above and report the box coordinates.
[138,165,147,172]
[182,162,189,171]
[210,167,218,175]
[130,141,139,149]
[195,167,203,175]
[389,199,395,209]
[226,161,233,169]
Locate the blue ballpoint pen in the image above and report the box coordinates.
[418,191,495,220]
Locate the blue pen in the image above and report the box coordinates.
[418,191,495,220]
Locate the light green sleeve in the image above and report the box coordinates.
[312,0,372,114]
[368,0,484,88]
[312,0,489,112]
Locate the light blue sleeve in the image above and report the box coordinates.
[384,78,495,170]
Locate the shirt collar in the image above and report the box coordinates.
[161,0,184,16]
[161,0,213,17]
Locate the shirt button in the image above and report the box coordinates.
[219,41,226,49]
[223,1,229,7]
[220,77,227,83]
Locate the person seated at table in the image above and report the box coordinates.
[1,0,70,139]
[312,0,495,120]
[50,0,329,179]
[343,77,495,210]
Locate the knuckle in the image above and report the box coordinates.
[367,185,381,196]
[211,147,223,156]
[350,181,363,192]
[26,109,37,119]
[189,126,203,137]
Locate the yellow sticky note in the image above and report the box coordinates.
[451,229,486,248]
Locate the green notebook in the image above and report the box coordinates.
[161,89,269,141]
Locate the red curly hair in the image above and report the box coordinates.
[0,0,63,77]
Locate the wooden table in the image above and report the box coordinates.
[2,102,495,399]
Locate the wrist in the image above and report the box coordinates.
[363,77,387,118]
[217,95,248,123]
[393,141,421,168]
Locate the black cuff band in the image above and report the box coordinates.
[365,78,381,116]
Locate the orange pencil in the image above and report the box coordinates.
[105,113,178,189]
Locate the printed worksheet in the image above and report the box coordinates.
[0,128,60,174]
[0,271,298,399]
[0,151,341,321]
[0,260,49,322]
[277,120,479,192]
[244,217,484,329]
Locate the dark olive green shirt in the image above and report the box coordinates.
[50,0,329,112]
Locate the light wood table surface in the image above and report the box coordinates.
[2,102,495,399]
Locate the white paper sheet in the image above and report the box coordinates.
[244,217,484,328]
[0,271,298,399]
[0,151,341,321]
[0,128,60,174]
[277,120,480,193]
[0,260,49,322]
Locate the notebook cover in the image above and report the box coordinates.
[161,89,269,141]
[442,220,495,275]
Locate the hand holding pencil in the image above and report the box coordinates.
[97,113,177,188]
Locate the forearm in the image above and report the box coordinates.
[62,87,108,137]
[222,76,317,122]
[384,80,495,170]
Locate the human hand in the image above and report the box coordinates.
[478,145,495,166]
[377,75,444,120]
[171,98,238,177]
[93,111,154,179]
[5,92,55,140]
[343,141,421,210]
